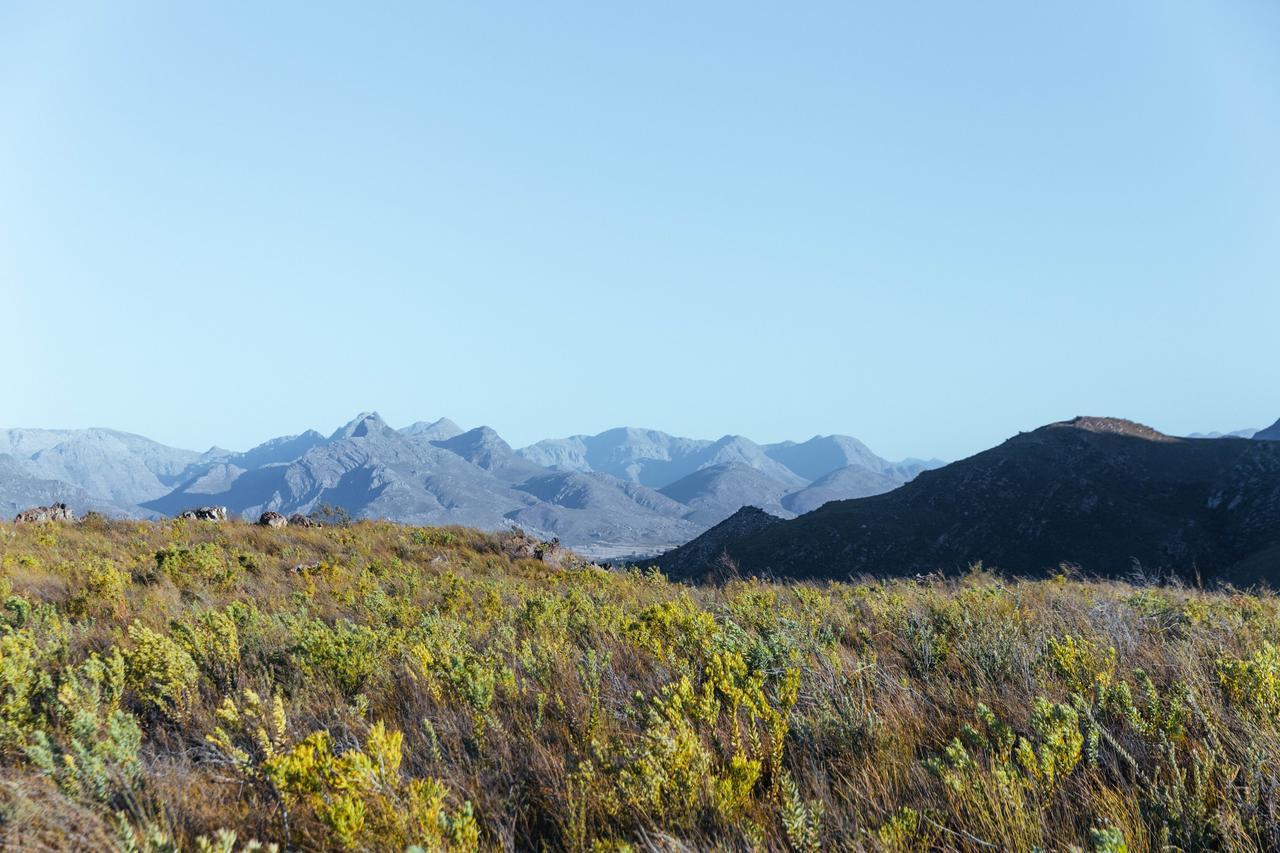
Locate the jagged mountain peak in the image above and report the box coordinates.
[3,416,940,556]
[330,412,393,441]
[431,426,542,482]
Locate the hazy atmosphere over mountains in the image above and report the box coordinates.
[0,414,942,557]
[6,412,1277,565]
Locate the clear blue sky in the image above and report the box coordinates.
[2,2,1277,461]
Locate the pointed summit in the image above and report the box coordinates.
[401,417,464,441]
[434,426,514,466]
[330,412,391,441]
[434,427,547,482]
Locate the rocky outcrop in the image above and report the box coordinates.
[258,511,287,528]
[535,537,566,567]
[177,506,227,522]
[14,503,74,523]
[288,513,320,528]
[503,530,571,566]
[1047,416,1178,443]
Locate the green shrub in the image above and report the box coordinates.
[4,519,1280,850]
[0,625,49,752]
[154,542,239,587]
[125,623,200,719]
[172,608,241,689]
[1217,642,1280,721]
[25,648,141,802]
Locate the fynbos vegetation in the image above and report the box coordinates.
[2,519,1280,849]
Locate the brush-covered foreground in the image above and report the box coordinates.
[1,521,1280,851]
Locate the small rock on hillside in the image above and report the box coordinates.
[177,506,227,521]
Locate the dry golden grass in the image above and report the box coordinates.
[0,517,1278,850]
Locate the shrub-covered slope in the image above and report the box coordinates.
[656,418,1280,583]
[4,519,1280,849]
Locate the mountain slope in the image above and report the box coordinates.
[0,454,144,519]
[519,428,812,489]
[518,428,908,488]
[1,415,938,553]
[0,428,201,505]
[652,506,784,577]
[400,418,464,441]
[140,414,712,550]
[517,428,714,487]
[764,435,895,481]
[1257,419,1280,441]
[508,472,702,548]
[432,427,546,482]
[654,417,1280,583]
[659,463,796,525]
[146,413,537,529]
[781,465,903,515]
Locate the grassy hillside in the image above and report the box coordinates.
[2,520,1280,850]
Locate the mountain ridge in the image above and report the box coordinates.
[653,417,1280,583]
[1,415,926,554]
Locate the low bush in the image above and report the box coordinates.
[0,519,1277,849]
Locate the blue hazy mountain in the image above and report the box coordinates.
[0,414,935,554]
[1188,428,1259,439]
[0,427,205,505]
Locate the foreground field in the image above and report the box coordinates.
[1,520,1279,850]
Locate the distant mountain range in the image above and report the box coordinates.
[0,415,942,556]
[1187,428,1259,439]
[655,417,1280,583]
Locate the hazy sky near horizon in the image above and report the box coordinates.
[2,2,1277,461]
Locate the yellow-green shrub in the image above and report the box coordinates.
[172,608,241,689]
[0,625,50,752]
[25,648,141,802]
[125,623,200,719]
[1217,642,1280,721]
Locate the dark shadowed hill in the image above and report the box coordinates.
[652,505,785,578]
[1257,418,1280,441]
[653,417,1280,583]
